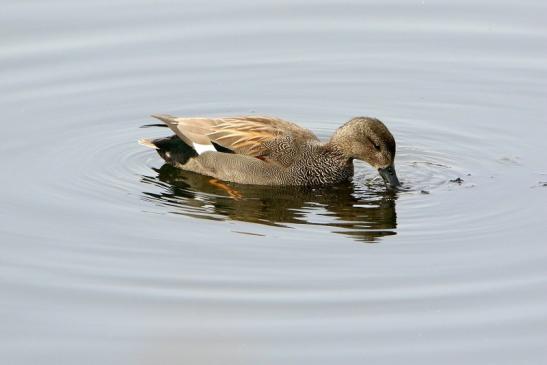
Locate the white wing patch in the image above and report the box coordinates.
[192,142,216,154]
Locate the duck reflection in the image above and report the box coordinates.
[141,164,398,242]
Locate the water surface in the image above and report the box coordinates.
[1,1,547,364]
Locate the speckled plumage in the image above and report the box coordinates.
[139,115,399,187]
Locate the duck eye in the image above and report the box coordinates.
[368,138,381,151]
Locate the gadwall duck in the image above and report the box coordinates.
[139,115,400,188]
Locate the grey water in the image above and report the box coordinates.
[1,0,547,364]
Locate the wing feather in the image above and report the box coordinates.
[151,114,319,157]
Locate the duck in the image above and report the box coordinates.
[139,115,400,188]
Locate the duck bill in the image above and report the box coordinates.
[378,165,400,189]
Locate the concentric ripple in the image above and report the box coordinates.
[4,104,531,244]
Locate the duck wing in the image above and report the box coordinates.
[151,114,319,157]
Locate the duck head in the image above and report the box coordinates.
[330,117,400,189]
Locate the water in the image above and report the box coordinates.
[1,1,546,364]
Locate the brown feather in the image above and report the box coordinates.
[152,115,319,157]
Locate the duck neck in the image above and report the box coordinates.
[327,127,355,160]
[325,138,353,162]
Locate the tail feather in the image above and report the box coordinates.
[140,123,168,128]
[151,114,219,154]
[151,114,197,149]
[151,114,177,124]
[138,138,158,149]
[139,135,198,166]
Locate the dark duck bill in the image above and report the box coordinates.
[378,165,400,188]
